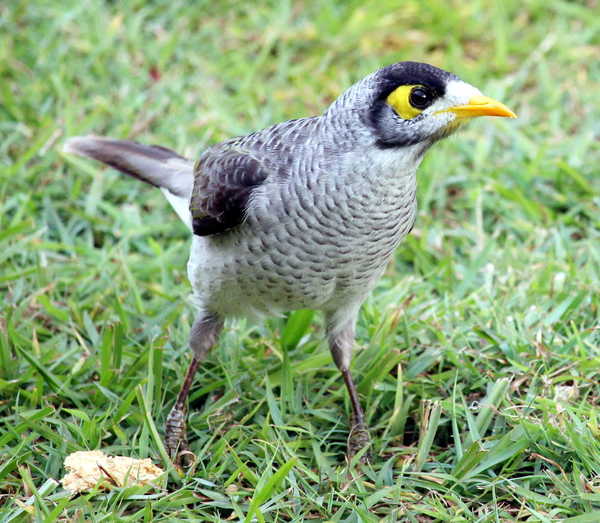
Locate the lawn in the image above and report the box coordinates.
[1,0,599,520]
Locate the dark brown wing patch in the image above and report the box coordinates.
[190,150,269,236]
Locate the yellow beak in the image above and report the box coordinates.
[445,95,517,119]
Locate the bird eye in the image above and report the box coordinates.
[386,84,434,120]
[409,87,434,109]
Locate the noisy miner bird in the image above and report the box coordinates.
[64,61,516,464]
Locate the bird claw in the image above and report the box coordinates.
[165,404,195,468]
[347,419,371,464]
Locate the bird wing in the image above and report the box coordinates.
[190,147,270,236]
[189,115,323,236]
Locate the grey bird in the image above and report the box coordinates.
[64,61,516,464]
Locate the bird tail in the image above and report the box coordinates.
[63,136,194,229]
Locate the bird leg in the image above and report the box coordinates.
[326,313,371,461]
[341,367,370,459]
[165,314,223,467]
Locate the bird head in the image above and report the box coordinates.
[335,62,516,150]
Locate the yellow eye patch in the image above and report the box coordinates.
[386,85,425,120]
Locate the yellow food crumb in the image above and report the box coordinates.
[61,450,164,493]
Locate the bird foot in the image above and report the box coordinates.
[165,404,195,468]
[347,418,371,464]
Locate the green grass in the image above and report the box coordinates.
[1,0,599,520]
